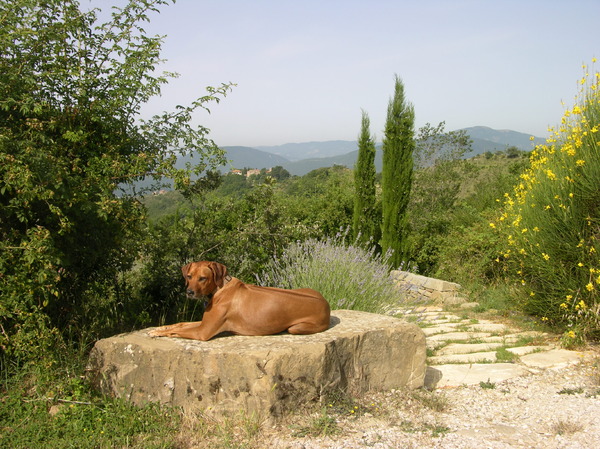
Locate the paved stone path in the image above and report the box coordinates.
[391,305,589,389]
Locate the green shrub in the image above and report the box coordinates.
[492,60,600,340]
[434,210,505,286]
[0,0,230,371]
[257,230,405,313]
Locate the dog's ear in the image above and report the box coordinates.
[182,262,193,278]
[209,262,228,287]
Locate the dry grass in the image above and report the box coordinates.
[174,410,265,449]
[551,419,585,435]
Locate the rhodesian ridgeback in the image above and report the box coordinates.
[149,261,331,341]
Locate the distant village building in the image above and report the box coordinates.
[229,168,272,177]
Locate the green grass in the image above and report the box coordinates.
[291,410,339,438]
[479,379,496,390]
[0,389,180,449]
[495,346,520,363]
[558,387,584,395]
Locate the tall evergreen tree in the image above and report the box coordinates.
[353,110,378,244]
[381,76,415,267]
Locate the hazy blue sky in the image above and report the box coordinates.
[90,0,599,147]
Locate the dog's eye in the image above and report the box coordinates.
[199,277,207,282]
[186,275,192,280]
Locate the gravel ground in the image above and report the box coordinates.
[263,355,600,449]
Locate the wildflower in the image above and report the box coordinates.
[578,262,584,267]
[542,253,550,261]
[541,316,548,321]
[566,295,573,301]
[576,159,585,166]
[533,227,540,232]
[586,283,594,291]
[489,222,496,229]
[578,300,587,310]
[560,303,568,309]
[569,193,574,198]
[567,330,576,339]
[530,291,535,296]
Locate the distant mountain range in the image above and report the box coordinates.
[255,140,360,162]
[220,126,545,176]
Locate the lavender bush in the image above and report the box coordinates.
[256,230,404,313]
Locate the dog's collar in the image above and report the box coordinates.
[223,274,232,287]
[207,275,233,300]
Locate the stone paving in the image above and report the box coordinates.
[390,305,590,389]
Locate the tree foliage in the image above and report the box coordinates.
[408,122,475,272]
[352,110,379,244]
[380,76,415,268]
[0,0,232,368]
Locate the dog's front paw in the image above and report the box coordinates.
[148,326,172,337]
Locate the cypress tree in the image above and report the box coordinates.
[352,110,378,244]
[381,76,415,267]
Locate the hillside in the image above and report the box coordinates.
[462,126,545,157]
[255,140,358,161]
[228,127,544,176]
[220,146,290,170]
[131,126,544,189]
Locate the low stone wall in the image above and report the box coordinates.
[87,310,426,418]
[391,270,464,305]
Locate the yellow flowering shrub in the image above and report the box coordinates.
[492,60,600,342]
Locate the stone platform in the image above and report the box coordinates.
[87,310,426,417]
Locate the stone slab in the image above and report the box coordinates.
[520,348,586,369]
[428,351,498,365]
[505,345,553,356]
[433,363,531,388]
[421,324,466,336]
[437,342,505,356]
[427,331,492,343]
[87,310,426,418]
[466,323,512,333]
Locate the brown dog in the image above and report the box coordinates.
[149,261,330,341]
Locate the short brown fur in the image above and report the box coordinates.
[149,261,331,341]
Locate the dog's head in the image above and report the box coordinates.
[181,261,228,299]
